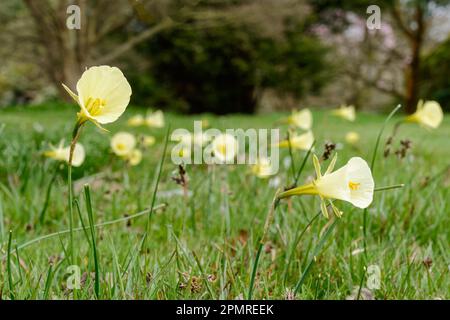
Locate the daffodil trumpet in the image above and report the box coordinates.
[404,100,443,129]
[62,65,132,264]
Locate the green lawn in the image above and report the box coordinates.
[0,104,449,299]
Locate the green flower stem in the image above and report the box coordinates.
[287,131,297,183]
[294,141,315,186]
[67,122,83,265]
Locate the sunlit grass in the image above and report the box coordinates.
[0,104,449,299]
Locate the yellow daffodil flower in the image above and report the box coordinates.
[287,109,313,130]
[405,100,443,129]
[111,132,136,157]
[200,119,210,129]
[62,66,132,128]
[44,141,85,167]
[332,105,356,122]
[277,131,314,151]
[145,110,165,128]
[126,149,142,166]
[142,135,156,147]
[345,131,360,145]
[127,114,145,127]
[278,154,374,218]
[251,157,276,178]
[212,133,238,163]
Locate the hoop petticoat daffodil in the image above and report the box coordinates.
[142,135,156,147]
[278,154,374,218]
[127,149,143,166]
[287,109,312,130]
[332,105,356,122]
[44,141,85,167]
[62,65,132,129]
[212,133,238,163]
[277,131,314,151]
[145,110,165,128]
[127,114,145,127]
[62,65,131,264]
[111,132,142,166]
[345,131,360,145]
[251,157,276,178]
[111,132,136,157]
[405,100,443,129]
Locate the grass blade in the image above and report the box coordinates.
[38,165,58,225]
[84,184,100,299]
[7,230,15,300]
[294,140,316,186]
[294,218,338,295]
[247,242,263,300]
[1,204,166,260]
[43,265,53,299]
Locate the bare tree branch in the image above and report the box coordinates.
[94,18,175,65]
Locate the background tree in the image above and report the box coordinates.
[132,19,330,114]
[421,37,450,111]
[309,0,450,113]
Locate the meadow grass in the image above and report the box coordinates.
[0,104,449,299]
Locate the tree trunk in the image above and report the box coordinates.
[405,39,421,114]
[404,4,424,114]
[391,2,425,114]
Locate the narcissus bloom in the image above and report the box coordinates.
[251,157,276,178]
[211,133,238,163]
[126,149,142,166]
[405,100,443,129]
[145,110,165,128]
[142,135,156,147]
[111,132,136,157]
[44,141,85,167]
[200,119,210,129]
[287,109,312,130]
[127,114,145,127]
[332,105,356,122]
[277,131,314,151]
[278,154,374,218]
[62,66,132,127]
[345,131,360,145]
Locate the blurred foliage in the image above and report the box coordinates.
[1,0,448,114]
[130,21,331,114]
[421,38,450,112]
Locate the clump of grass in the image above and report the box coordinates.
[0,106,448,299]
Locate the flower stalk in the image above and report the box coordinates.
[67,122,83,264]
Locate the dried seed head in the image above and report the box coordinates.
[321,142,336,161]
